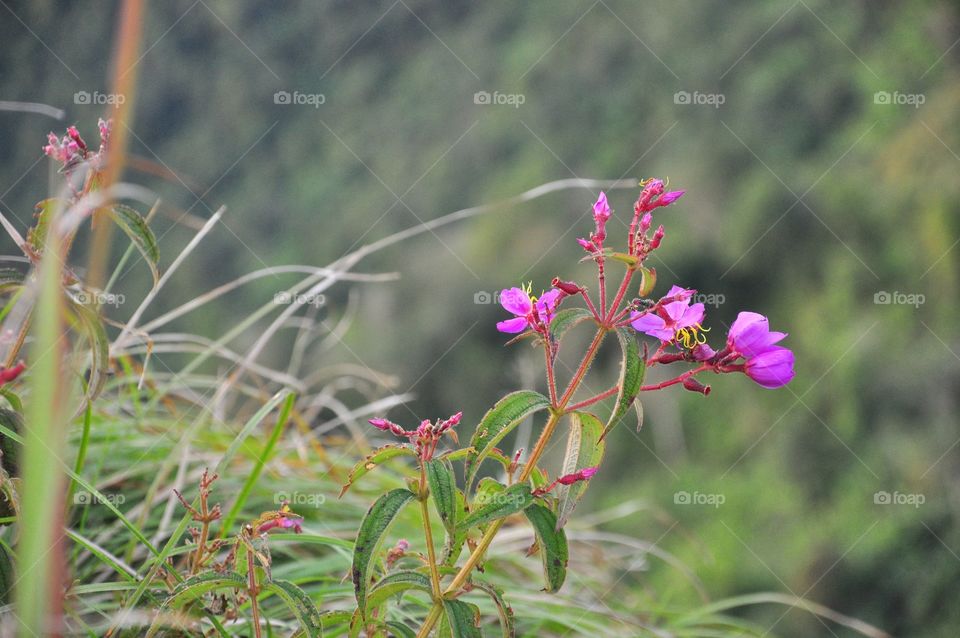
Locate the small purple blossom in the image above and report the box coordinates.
[744,346,795,388]
[496,287,562,334]
[726,311,787,358]
[630,285,705,342]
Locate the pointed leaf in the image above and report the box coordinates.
[465,391,551,492]
[602,328,645,439]
[472,580,515,638]
[164,571,246,608]
[109,204,160,286]
[555,411,604,529]
[523,504,569,592]
[547,307,593,348]
[442,599,482,638]
[340,444,417,497]
[263,579,323,637]
[461,483,533,530]
[426,458,457,535]
[366,570,432,609]
[385,620,417,638]
[352,488,416,617]
[66,299,110,403]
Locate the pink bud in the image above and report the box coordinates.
[0,361,26,385]
[551,277,582,296]
[577,238,596,253]
[657,190,684,207]
[682,377,711,396]
[556,466,599,486]
[650,225,665,249]
[639,212,652,232]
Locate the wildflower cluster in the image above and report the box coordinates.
[42,118,111,173]
[347,179,795,637]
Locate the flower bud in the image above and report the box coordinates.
[650,225,665,249]
[551,278,583,296]
[682,377,711,396]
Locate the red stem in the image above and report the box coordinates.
[640,364,709,391]
[566,385,618,412]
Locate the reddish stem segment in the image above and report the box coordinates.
[566,385,618,412]
[640,364,709,391]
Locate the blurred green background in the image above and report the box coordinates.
[2,1,958,635]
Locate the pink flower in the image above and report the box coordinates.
[556,466,598,485]
[744,346,795,388]
[635,179,685,213]
[630,286,705,342]
[723,312,794,388]
[496,287,562,334]
[726,312,787,359]
[592,191,611,241]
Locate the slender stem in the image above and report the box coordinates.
[604,268,635,325]
[557,327,606,407]
[566,385,618,412]
[419,466,443,599]
[246,546,263,638]
[640,364,708,391]
[543,344,558,405]
[579,289,600,321]
[598,258,607,317]
[417,327,608,637]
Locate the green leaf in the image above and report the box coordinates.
[385,620,417,638]
[165,571,247,608]
[352,488,416,617]
[465,391,551,492]
[109,204,160,286]
[442,599,482,638]
[0,539,14,605]
[472,580,515,638]
[145,572,245,638]
[441,487,469,566]
[0,408,22,477]
[366,570,432,609]
[547,307,594,348]
[340,444,417,497]
[555,411,605,529]
[461,483,533,530]
[26,199,58,253]
[66,298,111,403]
[523,504,569,592]
[0,268,24,294]
[426,458,458,535]
[601,328,645,439]
[262,579,324,638]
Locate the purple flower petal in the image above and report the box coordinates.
[728,311,787,358]
[745,346,795,388]
[496,317,529,333]
[535,289,563,324]
[630,312,674,341]
[499,287,532,316]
